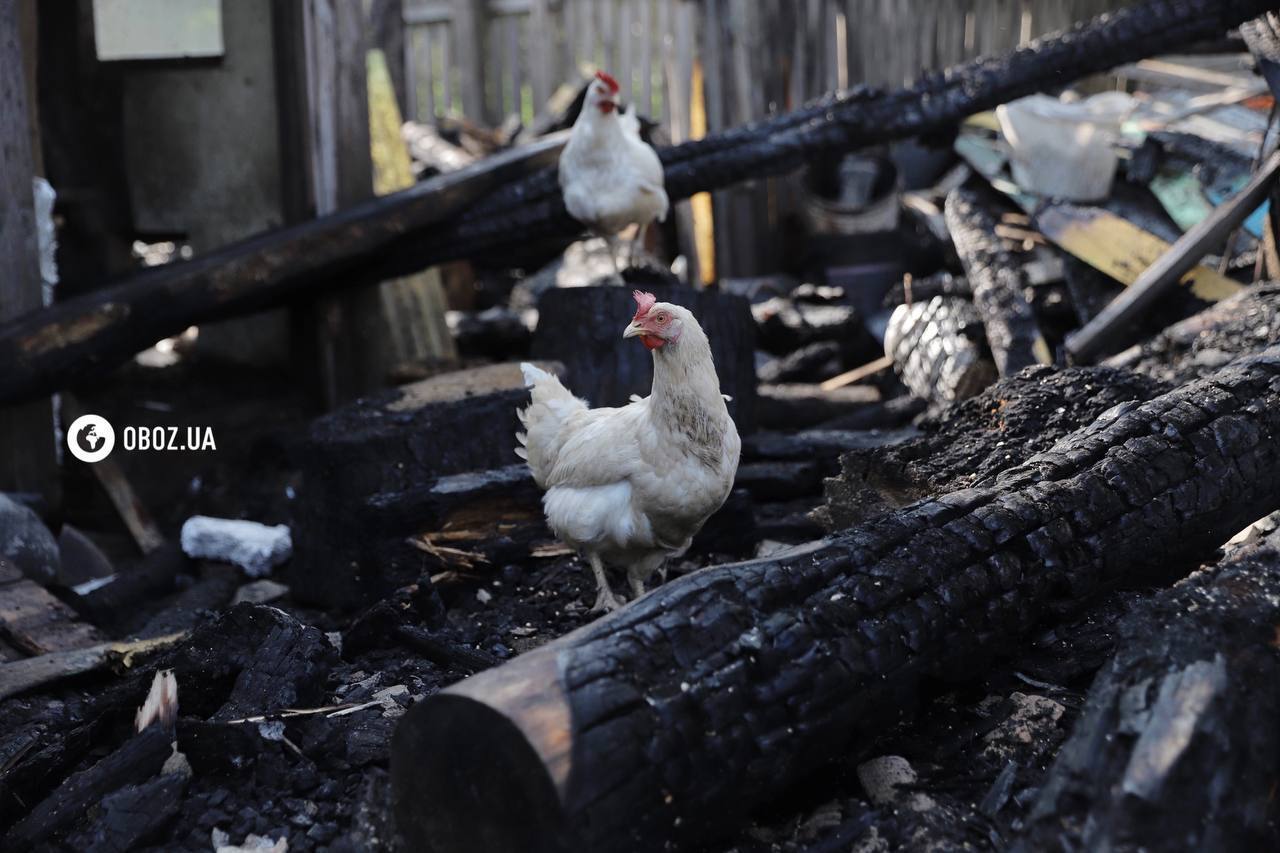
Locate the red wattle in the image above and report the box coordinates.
[641,335,664,350]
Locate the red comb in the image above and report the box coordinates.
[632,290,657,319]
[595,70,621,94]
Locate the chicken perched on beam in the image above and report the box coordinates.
[516,291,741,611]
[559,71,670,274]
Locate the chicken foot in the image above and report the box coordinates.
[587,553,625,612]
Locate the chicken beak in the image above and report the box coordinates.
[622,321,644,339]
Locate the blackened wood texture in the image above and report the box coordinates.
[0,0,1272,404]
[945,187,1050,375]
[1018,528,1280,851]
[289,363,552,607]
[393,345,1280,853]
[818,364,1167,530]
[1108,281,1280,385]
[2,726,172,849]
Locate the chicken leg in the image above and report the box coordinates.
[627,553,667,600]
[604,235,623,281]
[587,552,625,612]
[628,222,650,268]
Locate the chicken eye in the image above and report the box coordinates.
[655,312,668,325]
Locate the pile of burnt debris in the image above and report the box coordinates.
[8,9,1280,853]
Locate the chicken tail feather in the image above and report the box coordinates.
[516,363,587,486]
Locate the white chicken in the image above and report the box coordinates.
[516,291,741,611]
[559,71,670,273]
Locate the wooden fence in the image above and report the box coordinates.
[404,0,1129,277]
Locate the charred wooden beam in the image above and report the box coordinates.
[818,365,1167,530]
[1018,528,1280,851]
[945,187,1050,375]
[2,725,172,849]
[884,296,997,406]
[289,363,560,608]
[0,0,1272,404]
[1107,281,1280,385]
[391,345,1280,853]
[61,769,188,853]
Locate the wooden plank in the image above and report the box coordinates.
[1036,204,1245,303]
[371,0,409,114]
[619,0,634,101]
[0,632,186,702]
[529,0,552,109]
[452,0,486,120]
[424,24,440,117]
[0,0,57,509]
[506,13,518,118]
[0,576,106,656]
[302,0,388,407]
[438,22,453,114]
[639,0,652,113]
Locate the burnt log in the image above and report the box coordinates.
[757,341,844,385]
[61,770,188,853]
[2,726,172,849]
[0,0,1271,405]
[1018,528,1280,851]
[1107,281,1280,386]
[818,365,1168,529]
[884,296,997,406]
[756,384,881,431]
[391,345,1280,853]
[882,271,973,306]
[751,298,878,362]
[530,275,757,432]
[289,363,557,608]
[68,542,191,629]
[945,187,1050,375]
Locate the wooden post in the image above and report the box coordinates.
[453,0,488,123]
[295,0,387,407]
[369,0,408,116]
[0,0,57,508]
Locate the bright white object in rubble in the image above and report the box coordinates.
[180,515,291,578]
[33,177,58,303]
[997,92,1136,202]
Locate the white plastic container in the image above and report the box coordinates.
[997,92,1136,202]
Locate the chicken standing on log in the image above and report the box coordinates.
[516,291,741,611]
[558,71,669,273]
